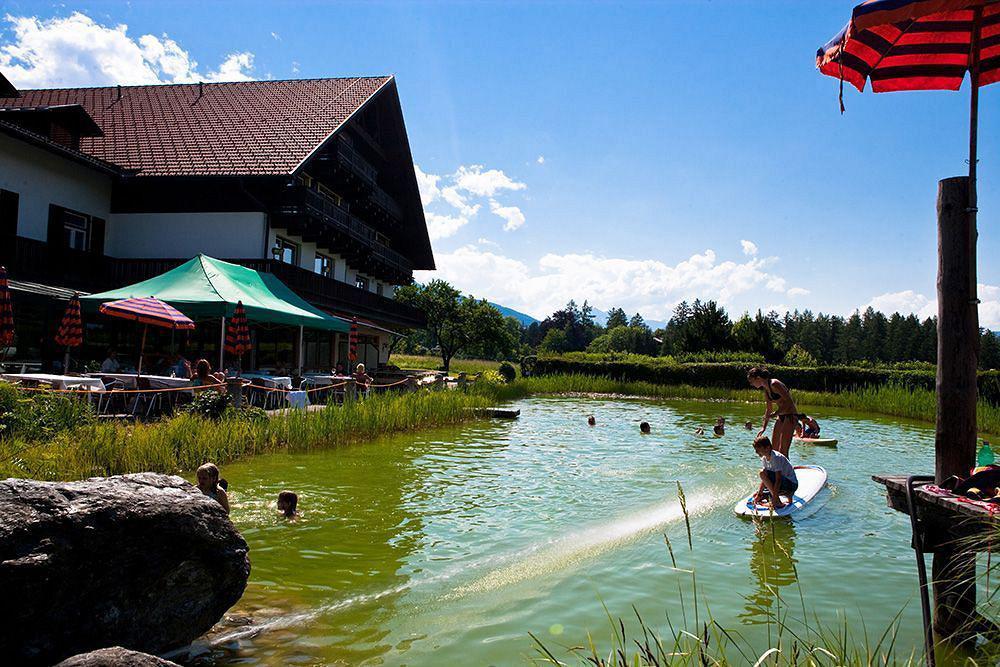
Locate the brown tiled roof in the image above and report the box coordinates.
[0,77,392,177]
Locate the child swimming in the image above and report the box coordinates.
[713,417,726,436]
[587,415,596,426]
[277,490,298,518]
[640,421,651,434]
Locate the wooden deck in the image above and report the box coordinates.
[873,474,998,551]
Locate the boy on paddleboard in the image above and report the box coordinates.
[753,435,798,509]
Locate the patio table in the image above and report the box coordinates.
[1,373,105,392]
[86,373,193,390]
[242,373,293,389]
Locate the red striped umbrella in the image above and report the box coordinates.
[0,266,13,350]
[99,297,194,375]
[224,301,251,372]
[818,0,994,323]
[99,297,195,330]
[55,293,83,371]
[0,266,13,366]
[349,316,359,363]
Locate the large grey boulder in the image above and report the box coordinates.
[0,473,250,666]
[54,646,182,666]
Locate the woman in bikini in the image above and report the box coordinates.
[747,366,798,457]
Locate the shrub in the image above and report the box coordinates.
[183,390,230,420]
[0,382,95,440]
[520,355,537,377]
[783,343,818,367]
[497,361,516,383]
[674,350,766,364]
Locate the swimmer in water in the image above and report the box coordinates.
[587,415,596,426]
[744,420,754,430]
[713,417,726,436]
[640,421,651,434]
[695,427,705,436]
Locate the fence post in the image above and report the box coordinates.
[227,378,244,409]
[346,379,357,402]
[406,376,418,393]
[457,372,468,392]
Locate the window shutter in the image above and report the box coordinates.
[0,190,18,237]
[47,205,64,246]
[90,217,106,255]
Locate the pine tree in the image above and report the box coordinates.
[605,307,628,330]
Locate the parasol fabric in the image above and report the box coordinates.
[0,266,13,348]
[224,301,251,356]
[817,1,1000,94]
[55,294,83,348]
[349,317,359,363]
[99,297,195,330]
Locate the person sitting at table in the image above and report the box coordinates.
[354,363,373,393]
[192,359,226,391]
[171,352,192,379]
[101,349,120,374]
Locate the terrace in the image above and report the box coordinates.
[1,236,426,329]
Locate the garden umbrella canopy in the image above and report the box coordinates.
[81,255,349,332]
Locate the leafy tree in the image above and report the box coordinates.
[628,313,645,328]
[981,330,1000,370]
[587,325,657,355]
[539,328,570,354]
[605,307,628,330]
[783,343,818,367]
[394,281,514,372]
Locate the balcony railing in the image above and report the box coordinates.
[276,185,413,279]
[336,136,378,186]
[1,235,110,291]
[371,185,404,221]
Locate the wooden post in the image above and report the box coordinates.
[346,378,357,402]
[936,176,978,484]
[227,377,244,409]
[934,176,980,643]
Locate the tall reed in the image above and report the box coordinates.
[0,389,495,481]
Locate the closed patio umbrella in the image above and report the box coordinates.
[54,293,83,372]
[0,266,13,365]
[224,300,251,374]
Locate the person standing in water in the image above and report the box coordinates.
[747,367,798,457]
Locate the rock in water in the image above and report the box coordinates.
[54,646,182,666]
[0,473,250,666]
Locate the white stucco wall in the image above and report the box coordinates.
[0,133,113,241]
[108,212,267,258]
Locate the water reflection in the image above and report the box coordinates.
[741,520,799,625]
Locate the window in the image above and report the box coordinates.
[355,275,368,291]
[46,205,105,254]
[0,189,18,237]
[314,253,333,277]
[376,282,384,297]
[274,237,299,266]
[317,182,343,206]
[63,210,88,251]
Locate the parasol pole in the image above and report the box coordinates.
[968,6,983,312]
[219,316,226,373]
[137,324,148,377]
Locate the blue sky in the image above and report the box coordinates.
[3,1,998,324]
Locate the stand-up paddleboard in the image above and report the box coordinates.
[793,436,838,447]
[734,465,827,519]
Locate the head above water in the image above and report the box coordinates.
[196,462,220,488]
[640,421,651,434]
[587,415,596,426]
[752,434,773,455]
[277,490,298,516]
[746,366,770,389]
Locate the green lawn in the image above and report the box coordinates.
[391,354,503,374]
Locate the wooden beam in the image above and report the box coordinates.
[936,176,978,484]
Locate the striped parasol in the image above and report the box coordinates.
[99,297,195,330]
[99,297,194,375]
[818,0,996,328]
[0,266,13,351]
[349,316,359,363]
[55,293,83,371]
[224,301,251,372]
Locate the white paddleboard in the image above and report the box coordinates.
[793,436,838,447]
[734,465,828,519]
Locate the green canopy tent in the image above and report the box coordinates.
[81,255,349,372]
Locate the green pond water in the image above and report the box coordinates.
[185,395,946,665]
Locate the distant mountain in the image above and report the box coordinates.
[489,302,539,326]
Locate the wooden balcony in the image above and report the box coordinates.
[274,184,413,283]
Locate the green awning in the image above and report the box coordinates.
[80,255,350,332]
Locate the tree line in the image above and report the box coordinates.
[396,280,1000,371]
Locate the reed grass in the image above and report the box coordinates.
[0,389,495,481]
[489,374,1000,438]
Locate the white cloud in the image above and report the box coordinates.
[425,212,469,240]
[489,199,526,232]
[291,60,300,74]
[270,31,281,41]
[418,245,807,321]
[0,11,255,88]
[536,155,545,164]
[863,289,936,320]
[740,240,759,257]
[413,165,441,207]
[786,287,810,298]
[440,185,480,217]
[452,164,526,197]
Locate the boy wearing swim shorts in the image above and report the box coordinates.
[753,435,798,509]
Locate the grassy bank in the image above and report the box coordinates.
[0,389,495,481]
[392,353,502,374]
[482,374,1000,437]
